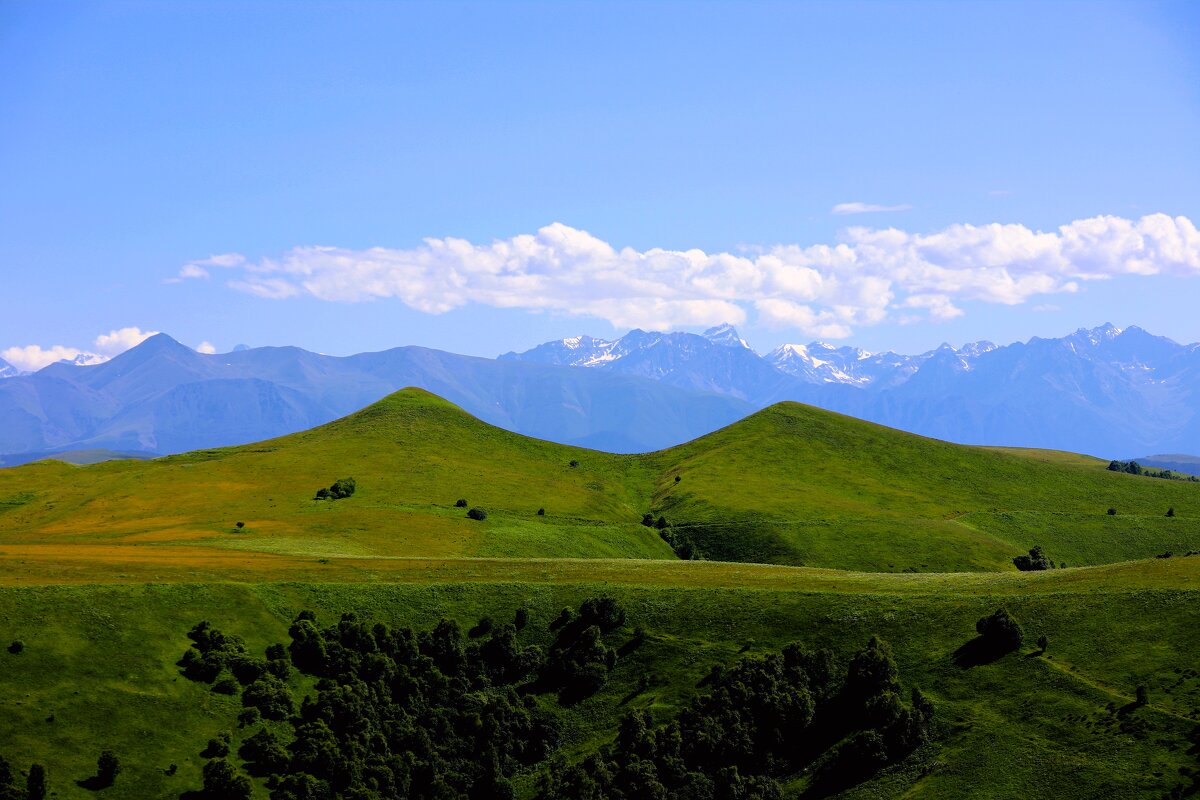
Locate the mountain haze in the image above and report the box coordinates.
[0,334,751,460]
[509,322,1200,457]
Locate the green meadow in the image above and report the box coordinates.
[1,389,1199,798]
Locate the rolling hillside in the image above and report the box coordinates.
[1,390,1200,798]
[2,388,1199,574]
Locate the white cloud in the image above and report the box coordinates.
[196,341,217,354]
[94,326,158,355]
[167,253,244,283]
[189,214,1200,340]
[831,202,913,215]
[178,264,211,280]
[2,327,160,371]
[1,344,92,371]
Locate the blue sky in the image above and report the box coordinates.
[2,0,1198,368]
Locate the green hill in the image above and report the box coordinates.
[1,389,1200,798]
[1,388,1198,573]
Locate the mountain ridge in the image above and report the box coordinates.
[5,322,1200,463]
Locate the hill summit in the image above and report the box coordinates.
[2,388,1198,574]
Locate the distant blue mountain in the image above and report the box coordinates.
[4,323,1200,464]
[0,357,22,379]
[0,334,752,459]
[505,323,1200,458]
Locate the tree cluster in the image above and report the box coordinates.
[1012,545,1055,571]
[1107,460,1199,482]
[0,756,45,800]
[540,598,627,703]
[538,635,934,799]
[176,599,630,799]
[314,477,357,501]
[642,514,703,560]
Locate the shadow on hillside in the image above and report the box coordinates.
[953,636,1011,668]
[75,775,112,791]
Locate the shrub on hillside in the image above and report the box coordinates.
[455,498,468,508]
[467,507,488,521]
[976,608,1024,653]
[96,751,121,787]
[1012,545,1055,571]
[1107,507,1117,515]
[315,477,356,501]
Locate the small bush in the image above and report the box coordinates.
[315,477,356,501]
[1167,507,1175,517]
[569,460,579,468]
[674,475,681,483]
[202,732,231,758]
[467,507,488,521]
[213,677,240,695]
[537,507,545,516]
[1107,507,1117,516]
[975,608,1024,653]
[7,640,23,654]
[235,521,245,529]
[96,750,121,787]
[1135,685,1149,706]
[641,513,654,527]
[455,498,468,508]
[1012,545,1054,571]
[514,608,529,630]
[1036,635,1048,653]
[655,515,669,530]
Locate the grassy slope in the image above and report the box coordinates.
[0,558,1198,799]
[2,390,1200,797]
[2,389,1200,572]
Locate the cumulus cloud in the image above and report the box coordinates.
[94,326,158,355]
[831,202,913,215]
[167,253,245,283]
[191,214,1200,339]
[2,327,160,371]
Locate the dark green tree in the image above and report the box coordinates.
[26,764,46,800]
[976,608,1024,653]
[200,759,252,800]
[96,751,120,788]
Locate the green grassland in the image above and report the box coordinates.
[1,560,1198,798]
[2,389,1200,798]
[1,388,1198,572]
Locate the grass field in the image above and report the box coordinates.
[1,390,1199,798]
[2,389,1199,573]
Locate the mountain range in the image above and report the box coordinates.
[504,321,1200,458]
[0,334,752,463]
[2,322,1199,465]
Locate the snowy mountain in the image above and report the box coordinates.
[5,323,1200,464]
[508,323,1200,456]
[0,357,23,379]
[501,325,788,401]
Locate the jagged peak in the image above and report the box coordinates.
[701,323,751,350]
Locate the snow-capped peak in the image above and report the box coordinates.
[701,324,751,350]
